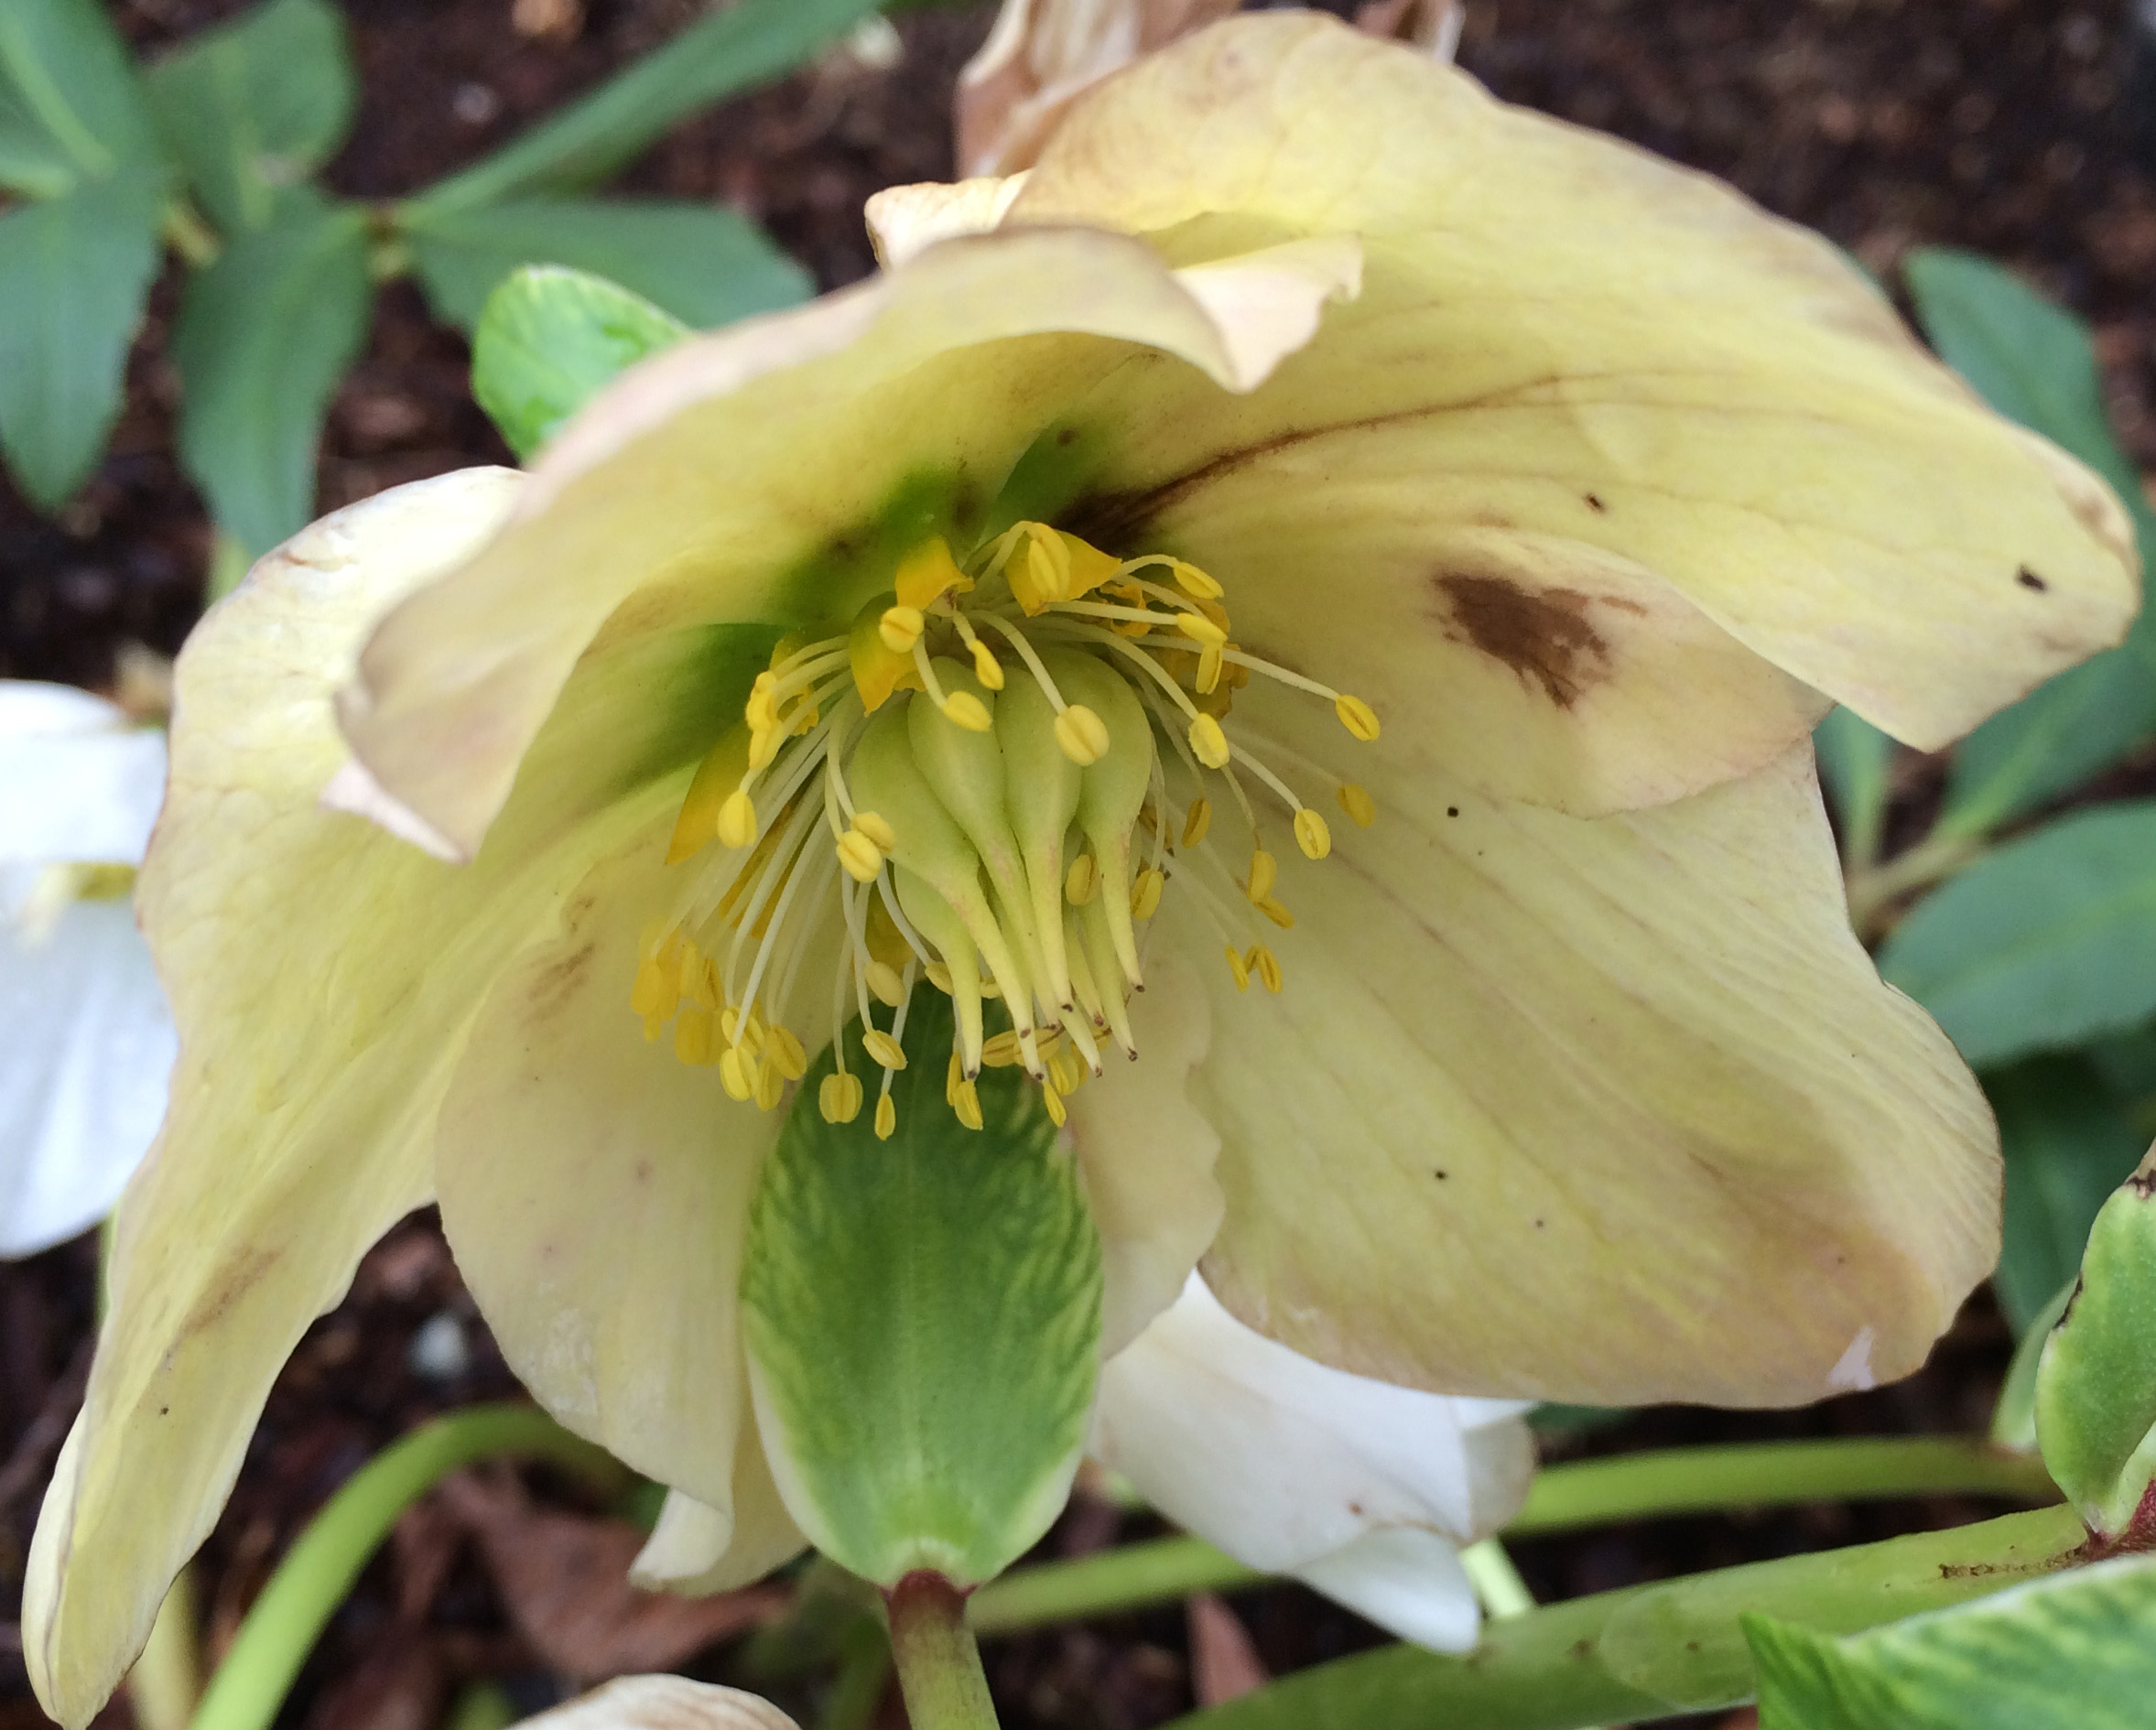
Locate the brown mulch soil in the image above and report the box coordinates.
[5,2,2152,1726]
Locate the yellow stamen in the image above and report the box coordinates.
[952,1077,984,1130]
[874,1093,898,1140]
[1131,867,1165,920]
[865,962,906,1008]
[969,638,1004,690]
[754,1056,786,1110]
[1293,808,1332,860]
[1247,849,1277,903]
[982,1030,1024,1067]
[1225,946,1251,992]
[767,1025,807,1081]
[946,1050,964,1105]
[1249,945,1283,993]
[1183,799,1212,847]
[1336,694,1381,741]
[1189,714,1230,769]
[1339,783,1377,827]
[819,1070,863,1123]
[836,827,884,882]
[717,789,758,849]
[1055,704,1110,766]
[1065,854,1098,905]
[862,1027,908,1070]
[1176,611,1227,649]
[879,605,925,654]
[674,1010,714,1065]
[854,811,896,850]
[1255,895,1295,931]
[1041,1081,1067,1128]
[720,1045,758,1101]
[943,690,992,732]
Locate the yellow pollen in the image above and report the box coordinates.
[1294,808,1332,860]
[1339,783,1377,827]
[1041,1082,1067,1128]
[767,1025,808,1081]
[1255,895,1295,931]
[942,691,992,732]
[717,790,758,849]
[969,639,1005,689]
[981,1030,1024,1067]
[836,827,884,882]
[1249,945,1284,993]
[1188,714,1230,769]
[879,605,926,654]
[875,1094,898,1140]
[1046,1044,1087,1096]
[1131,868,1165,920]
[946,1050,964,1104]
[1176,611,1228,649]
[862,1027,908,1070]
[1247,849,1278,903]
[1336,694,1381,741]
[1170,558,1223,600]
[1197,644,1224,695]
[720,1045,758,1102]
[1054,704,1111,766]
[819,1071,863,1123]
[853,811,896,850]
[952,1077,984,1131]
[1225,946,1251,992]
[1065,854,1098,905]
[1182,799,1212,847]
[865,962,906,1008]
[754,1057,786,1110]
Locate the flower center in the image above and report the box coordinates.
[628,522,1380,1138]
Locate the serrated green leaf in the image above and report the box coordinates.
[0,166,166,508]
[1813,707,1895,866]
[1747,1556,2156,1730]
[1987,1057,2149,1335]
[1879,802,2156,1066]
[471,265,689,460]
[0,0,160,195]
[409,0,883,211]
[403,196,810,334]
[1904,249,2156,837]
[741,990,1102,1589]
[146,0,355,235]
[172,188,372,556]
[2036,1152,2156,1537]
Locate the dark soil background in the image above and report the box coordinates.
[5,2,2153,1727]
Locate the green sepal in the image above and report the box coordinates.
[471,265,689,461]
[1746,1555,2156,1729]
[2036,1151,2156,1538]
[741,989,1102,1589]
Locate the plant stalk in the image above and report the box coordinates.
[886,1573,999,1730]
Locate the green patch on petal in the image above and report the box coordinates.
[472,265,690,460]
[740,989,1102,1589]
[770,470,990,630]
[1744,1556,2156,1729]
[596,621,783,802]
[2035,1152,2156,1539]
[985,418,1116,544]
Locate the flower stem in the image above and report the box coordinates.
[886,1573,1000,1730]
[968,1434,2057,1636]
[189,1404,625,1730]
[1845,828,1985,938]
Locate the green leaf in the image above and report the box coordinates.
[1904,249,2156,837]
[1747,1557,2156,1730]
[172,189,372,557]
[1813,707,1895,865]
[0,166,166,508]
[1992,1278,2074,1451]
[741,990,1102,1589]
[1987,1057,2150,1335]
[471,265,689,460]
[404,197,810,333]
[2036,1152,2156,1538]
[145,0,355,235]
[409,0,884,211]
[0,0,160,196]
[1878,801,2156,1066]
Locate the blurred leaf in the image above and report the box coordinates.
[1985,1057,2148,1335]
[1904,249,2156,838]
[173,188,372,557]
[1879,802,2156,1066]
[1746,1556,2156,1729]
[405,197,809,334]
[409,0,883,211]
[0,0,160,196]
[146,0,355,235]
[2086,1024,2156,1136]
[2036,1151,2156,1538]
[1813,707,1895,865]
[0,166,166,507]
[471,265,689,460]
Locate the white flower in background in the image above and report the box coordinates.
[0,682,173,1258]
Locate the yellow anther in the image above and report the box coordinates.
[946,1050,964,1105]
[862,1027,908,1070]
[1176,611,1227,649]
[719,1045,759,1102]
[1338,783,1377,827]
[682,951,719,1011]
[745,673,779,730]
[1047,1045,1086,1096]
[1255,894,1295,931]
[854,811,896,851]
[1054,703,1111,766]
[1065,854,1098,905]
[720,1007,766,1054]
[1225,945,1251,992]
[767,1024,807,1081]
[865,961,906,1008]
[642,1011,666,1043]
[875,1094,898,1140]
[952,1077,984,1130]
[1249,945,1283,993]
[1294,808,1332,860]
[836,827,883,882]
[1183,799,1212,847]
[1197,644,1223,695]
[1247,849,1278,904]
[1336,694,1381,741]
[717,789,758,849]
[1170,558,1223,600]
[819,1071,863,1124]
[1188,713,1230,769]
[747,723,782,771]
[942,691,992,732]
[981,1030,1024,1067]
[630,956,674,1019]
[878,605,925,654]
[754,1056,786,1110]
[925,960,953,994]
[674,1010,714,1066]
[1041,1081,1067,1128]
[969,639,1005,690]
[1131,867,1165,920]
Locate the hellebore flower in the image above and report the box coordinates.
[0,683,172,1258]
[26,14,2140,1719]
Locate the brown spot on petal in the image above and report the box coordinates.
[1434,574,1615,708]
[2018,566,2051,592]
[528,942,597,1019]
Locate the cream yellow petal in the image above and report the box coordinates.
[1065,952,1223,1356]
[341,225,1358,860]
[629,1422,807,1596]
[513,1676,799,1730]
[1167,703,1995,1407]
[23,471,710,1726]
[1015,15,2137,766]
[434,823,817,1510]
[864,173,1029,268]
